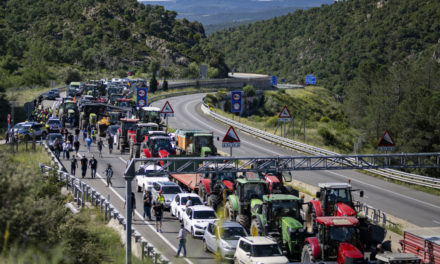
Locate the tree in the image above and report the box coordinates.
[159,67,172,91]
[64,69,81,85]
[149,75,158,93]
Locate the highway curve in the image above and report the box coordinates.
[151,93,440,227]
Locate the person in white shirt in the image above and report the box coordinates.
[175,223,187,257]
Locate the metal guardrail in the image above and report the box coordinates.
[40,144,170,264]
[147,88,226,105]
[201,103,440,189]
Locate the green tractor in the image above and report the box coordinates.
[224,174,268,229]
[250,194,306,259]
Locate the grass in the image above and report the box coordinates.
[7,85,56,107]
[2,143,51,167]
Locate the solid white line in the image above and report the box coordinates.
[119,157,127,163]
[326,170,440,210]
[433,220,440,225]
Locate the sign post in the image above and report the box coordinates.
[136,87,147,108]
[278,106,293,138]
[222,126,240,156]
[160,101,174,133]
[377,130,395,153]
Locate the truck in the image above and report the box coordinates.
[401,227,440,264]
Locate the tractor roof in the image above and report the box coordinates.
[120,118,139,122]
[137,122,159,127]
[237,178,265,184]
[141,106,160,112]
[319,182,352,189]
[150,136,171,141]
[175,129,212,136]
[316,216,359,227]
[263,194,301,202]
[117,98,131,102]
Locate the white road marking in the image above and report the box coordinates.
[119,157,127,163]
[433,220,440,225]
[326,170,440,210]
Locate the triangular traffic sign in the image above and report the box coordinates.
[378,130,395,147]
[278,106,292,118]
[222,126,240,143]
[161,101,174,114]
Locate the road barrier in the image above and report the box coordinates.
[40,144,170,264]
[201,103,440,190]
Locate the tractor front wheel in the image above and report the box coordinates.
[250,218,263,236]
[236,214,250,230]
[301,244,316,263]
[224,201,235,221]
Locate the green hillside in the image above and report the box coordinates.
[0,0,228,87]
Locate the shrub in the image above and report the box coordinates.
[318,127,337,146]
[320,116,330,123]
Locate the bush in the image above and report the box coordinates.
[318,127,337,146]
[149,76,158,93]
[64,69,82,85]
[162,80,168,91]
[320,116,330,123]
[265,116,279,128]
[243,85,255,97]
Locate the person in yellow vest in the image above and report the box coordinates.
[157,190,165,205]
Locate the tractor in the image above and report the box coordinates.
[141,135,174,159]
[301,216,365,264]
[198,164,237,211]
[251,159,299,196]
[137,106,162,125]
[128,122,161,158]
[116,118,139,154]
[175,129,217,157]
[250,194,306,260]
[224,173,269,229]
[109,93,124,105]
[115,98,133,108]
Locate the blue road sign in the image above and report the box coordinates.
[231,91,242,113]
[271,76,278,86]
[305,74,317,85]
[136,87,147,107]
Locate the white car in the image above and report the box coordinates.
[170,193,203,220]
[234,236,288,264]
[182,205,217,238]
[135,164,169,192]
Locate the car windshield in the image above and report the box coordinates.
[48,120,60,125]
[193,210,216,219]
[221,226,247,240]
[180,196,202,205]
[243,183,267,200]
[19,125,31,132]
[161,186,181,194]
[272,200,299,218]
[327,188,352,203]
[329,226,357,243]
[153,139,171,152]
[251,244,283,257]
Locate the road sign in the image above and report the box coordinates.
[305,74,317,85]
[271,76,278,86]
[378,130,395,151]
[231,91,242,113]
[160,101,174,117]
[278,106,293,122]
[222,126,240,148]
[136,87,147,107]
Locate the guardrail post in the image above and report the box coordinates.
[147,246,153,258]
[86,186,90,202]
[382,211,387,225]
[154,252,159,264]
[104,202,108,221]
[141,241,147,261]
[91,190,96,204]
[81,184,85,208]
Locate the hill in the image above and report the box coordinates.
[0,0,228,89]
[209,0,440,166]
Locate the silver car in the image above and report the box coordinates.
[152,182,183,210]
[203,221,248,260]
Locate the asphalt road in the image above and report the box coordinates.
[151,93,440,227]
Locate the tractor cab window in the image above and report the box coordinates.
[327,188,352,204]
[271,200,300,218]
[125,122,137,131]
[242,183,267,200]
[328,226,357,243]
[153,139,171,153]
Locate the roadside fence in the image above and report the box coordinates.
[40,143,170,264]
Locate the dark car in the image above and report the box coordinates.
[106,125,120,138]
[46,133,63,150]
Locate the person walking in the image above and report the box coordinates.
[62,140,68,159]
[104,164,113,187]
[56,140,62,159]
[82,128,87,142]
[70,155,78,175]
[97,138,103,158]
[153,200,163,233]
[143,187,153,221]
[157,190,165,206]
[75,127,80,138]
[107,136,113,154]
[65,141,72,160]
[89,155,97,179]
[73,139,80,155]
[124,191,136,220]
[175,223,187,258]
[80,155,88,178]
[86,135,92,153]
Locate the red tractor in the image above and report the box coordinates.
[116,118,139,154]
[128,122,160,158]
[141,135,174,159]
[302,216,365,264]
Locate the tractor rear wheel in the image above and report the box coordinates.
[134,144,140,158]
[301,244,315,263]
[208,194,221,211]
[250,218,263,236]
[224,201,235,221]
[236,214,250,230]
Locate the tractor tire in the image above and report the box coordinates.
[208,194,222,211]
[301,244,316,263]
[224,201,235,221]
[305,203,316,233]
[236,214,250,230]
[134,144,140,158]
[250,218,264,236]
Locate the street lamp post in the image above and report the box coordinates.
[124,160,135,264]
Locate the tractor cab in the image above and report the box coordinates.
[115,98,132,108]
[138,106,161,124]
[109,94,124,105]
[117,118,139,153]
[316,183,363,217]
[142,135,173,158]
[134,123,160,144]
[302,216,364,263]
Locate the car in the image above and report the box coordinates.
[46,118,61,133]
[44,89,60,100]
[203,221,248,260]
[106,124,120,138]
[170,193,203,220]
[135,164,169,192]
[152,182,183,210]
[182,205,217,238]
[234,236,289,264]
[16,123,46,140]
[46,133,63,150]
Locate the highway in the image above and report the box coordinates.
[45,92,440,263]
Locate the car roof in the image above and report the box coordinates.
[241,236,277,245]
[215,221,245,228]
[157,181,179,186]
[190,205,215,211]
[48,133,62,136]
[140,164,164,171]
[177,193,200,198]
